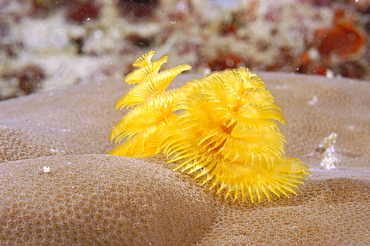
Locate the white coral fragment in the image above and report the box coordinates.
[318,133,340,170]
[308,95,318,105]
[43,166,51,173]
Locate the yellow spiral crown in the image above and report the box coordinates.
[108,51,310,203]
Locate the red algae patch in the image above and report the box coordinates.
[315,8,366,61]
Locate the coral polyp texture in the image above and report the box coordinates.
[109,51,310,203]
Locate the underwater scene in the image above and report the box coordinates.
[0,0,369,245]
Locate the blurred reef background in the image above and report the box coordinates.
[1,0,370,100]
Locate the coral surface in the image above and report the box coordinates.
[1,71,369,244]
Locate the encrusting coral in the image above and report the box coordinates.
[108,51,310,203]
